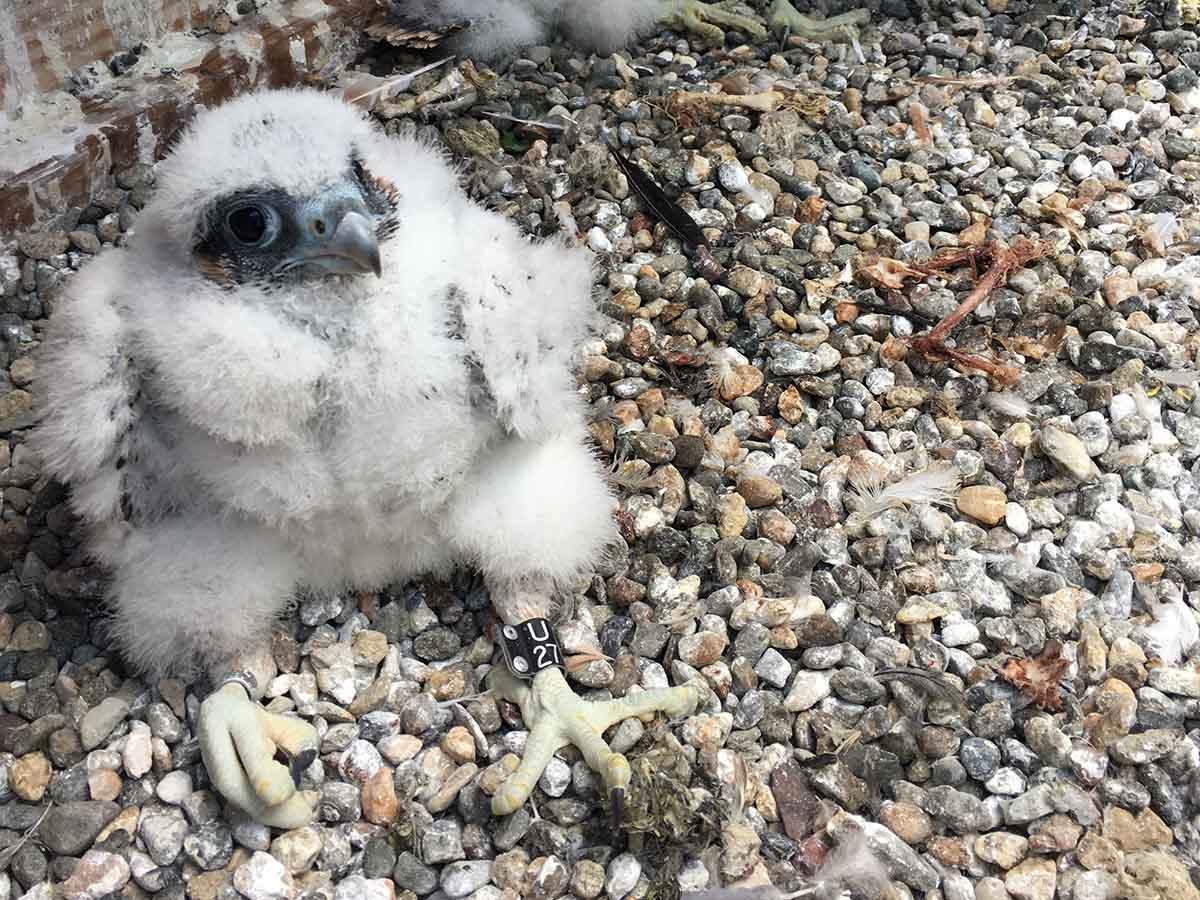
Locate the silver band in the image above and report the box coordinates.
[217,671,258,696]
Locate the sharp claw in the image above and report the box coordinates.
[609,787,625,825]
[287,748,317,788]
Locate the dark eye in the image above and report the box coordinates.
[226,205,272,245]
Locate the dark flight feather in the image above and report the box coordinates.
[874,667,965,706]
[608,148,708,249]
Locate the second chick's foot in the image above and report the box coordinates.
[199,682,320,829]
[486,665,700,817]
[767,0,868,45]
[659,0,768,45]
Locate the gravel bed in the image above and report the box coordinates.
[3,1,1200,899]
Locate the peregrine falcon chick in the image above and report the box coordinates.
[32,88,698,827]
[387,0,867,59]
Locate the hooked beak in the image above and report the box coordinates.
[284,210,382,278]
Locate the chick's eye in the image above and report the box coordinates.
[226,205,271,245]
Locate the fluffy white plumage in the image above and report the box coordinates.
[32,88,616,679]
[394,0,661,58]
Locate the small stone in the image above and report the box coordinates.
[421,819,465,864]
[896,599,947,624]
[442,860,493,898]
[720,822,761,880]
[1102,807,1173,852]
[975,832,1029,869]
[139,804,188,865]
[79,697,130,750]
[380,733,423,764]
[9,751,50,801]
[957,485,1007,525]
[737,474,782,508]
[61,850,131,900]
[68,230,102,254]
[271,826,324,874]
[606,852,641,900]
[532,855,570,900]
[8,621,49,651]
[717,493,749,538]
[441,726,476,763]
[184,821,234,870]
[1077,832,1122,871]
[1109,728,1176,765]
[123,723,152,778]
[234,850,296,900]
[155,770,192,804]
[679,631,727,667]
[362,767,398,826]
[88,769,121,802]
[1040,425,1099,481]
[1085,678,1138,747]
[716,365,763,401]
[784,671,830,712]
[339,739,384,784]
[725,267,763,297]
[753,648,791,688]
[539,757,571,797]
[17,232,70,260]
[1147,666,1200,697]
[572,859,606,899]
[37,801,120,855]
[1004,857,1056,900]
[879,802,933,844]
[351,630,389,666]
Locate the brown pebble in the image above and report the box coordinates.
[89,768,123,802]
[362,767,398,826]
[11,751,51,801]
[440,726,477,764]
[956,485,1006,525]
[736,474,782,509]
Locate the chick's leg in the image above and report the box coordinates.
[659,0,768,44]
[484,579,700,816]
[443,430,700,816]
[111,517,318,829]
[200,647,320,829]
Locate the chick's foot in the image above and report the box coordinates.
[199,682,320,828]
[659,0,768,44]
[767,0,868,43]
[486,665,700,816]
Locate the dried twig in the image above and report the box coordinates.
[908,238,1054,384]
[913,74,1014,90]
[909,101,932,146]
[667,89,786,118]
[0,801,53,868]
[479,110,568,131]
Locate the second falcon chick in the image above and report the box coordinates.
[32,88,699,828]
[384,0,867,58]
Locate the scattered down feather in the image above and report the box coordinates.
[390,0,661,59]
[683,829,887,898]
[981,391,1033,419]
[1144,589,1200,666]
[31,89,616,679]
[848,462,961,522]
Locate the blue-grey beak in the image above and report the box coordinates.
[280,193,382,278]
[302,210,382,277]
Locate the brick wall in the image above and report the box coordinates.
[0,0,225,111]
[0,0,376,234]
